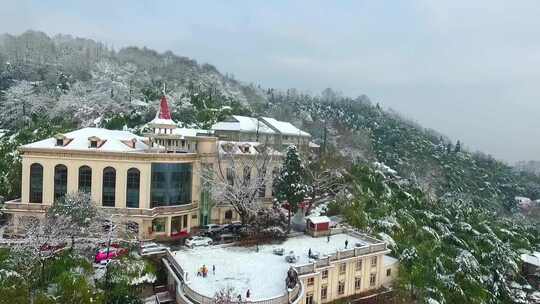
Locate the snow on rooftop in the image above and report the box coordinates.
[212,115,276,134]
[23,127,148,152]
[307,216,330,224]
[521,252,540,267]
[174,233,370,300]
[261,117,310,137]
[172,128,212,138]
[149,117,177,126]
[383,255,398,267]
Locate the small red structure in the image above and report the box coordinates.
[306,216,330,236]
[159,95,172,120]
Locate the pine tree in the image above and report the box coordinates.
[454,140,461,153]
[274,145,308,230]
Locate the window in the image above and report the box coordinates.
[321,285,327,300]
[307,277,314,286]
[191,214,197,219]
[226,167,234,186]
[356,259,363,271]
[339,263,346,275]
[371,257,377,268]
[322,269,328,279]
[78,166,92,193]
[90,140,98,148]
[126,221,139,234]
[56,138,63,146]
[225,210,233,220]
[183,214,188,229]
[54,164,68,201]
[171,216,182,234]
[386,268,392,277]
[338,281,345,295]
[305,293,313,304]
[370,273,376,287]
[152,218,166,233]
[258,184,266,197]
[150,163,192,207]
[271,168,279,196]
[355,277,362,290]
[126,168,140,208]
[243,166,251,185]
[29,163,43,203]
[102,167,116,207]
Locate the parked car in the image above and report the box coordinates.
[222,222,243,234]
[200,224,223,234]
[139,242,169,255]
[185,236,213,248]
[95,247,128,263]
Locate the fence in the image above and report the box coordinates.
[292,230,388,276]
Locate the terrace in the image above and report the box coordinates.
[170,231,389,303]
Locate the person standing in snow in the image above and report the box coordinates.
[308,248,312,258]
[246,289,251,299]
[212,264,215,275]
[345,239,349,249]
[327,234,330,243]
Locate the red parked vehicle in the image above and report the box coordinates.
[94,246,128,263]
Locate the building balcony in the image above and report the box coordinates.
[3,200,198,218]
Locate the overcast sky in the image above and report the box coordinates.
[2,0,540,163]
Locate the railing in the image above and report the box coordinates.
[292,230,389,276]
[3,201,198,217]
[181,279,299,304]
[165,250,186,281]
[3,202,48,211]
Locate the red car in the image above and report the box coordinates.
[94,247,128,263]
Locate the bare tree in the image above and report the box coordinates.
[202,142,276,225]
[304,166,346,215]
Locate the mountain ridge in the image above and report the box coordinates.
[0,30,539,218]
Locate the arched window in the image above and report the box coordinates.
[54,164,68,201]
[78,166,92,193]
[29,163,43,203]
[225,210,233,220]
[126,168,140,208]
[102,167,116,207]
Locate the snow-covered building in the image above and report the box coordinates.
[521,252,540,289]
[163,231,398,304]
[2,96,309,240]
[211,115,312,151]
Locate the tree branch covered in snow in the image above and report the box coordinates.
[202,143,276,225]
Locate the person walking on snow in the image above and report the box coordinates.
[212,264,215,275]
[246,289,251,299]
[308,248,312,258]
[345,239,349,249]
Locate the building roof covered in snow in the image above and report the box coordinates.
[22,128,149,152]
[212,115,276,134]
[383,255,399,267]
[260,117,310,137]
[521,252,540,267]
[171,128,213,138]
[307,216,330,224]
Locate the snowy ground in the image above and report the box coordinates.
[174,233,367,300]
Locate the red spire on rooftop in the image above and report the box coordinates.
[158,95,172,120]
